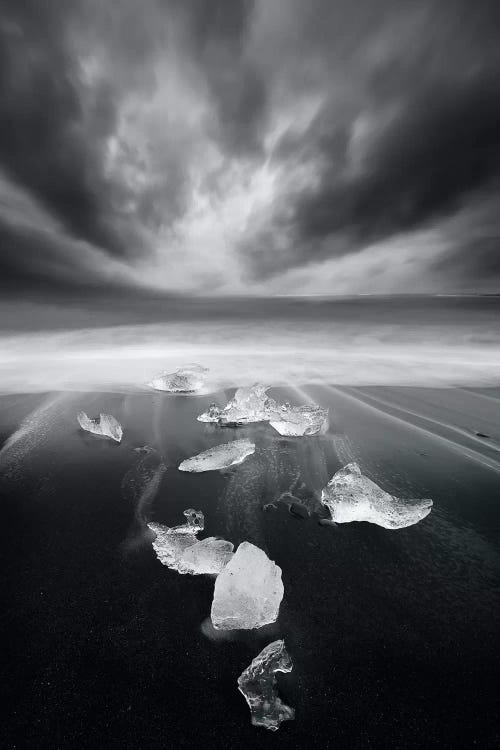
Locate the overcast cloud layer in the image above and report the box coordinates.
[0,0,499,296]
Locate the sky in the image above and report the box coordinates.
[0,0,499,298]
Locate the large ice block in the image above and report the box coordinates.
[178,439,255,472]
[269,403,329,436]
[238,640,295,731]
[321,462,433,529]
[148,363,208,392]
[211,542,284,629]
[77,411,123,442]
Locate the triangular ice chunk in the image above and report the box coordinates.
[321,462,433,529]
[238,640,295,731]
[211,542,284,629]
[77,411,123,442]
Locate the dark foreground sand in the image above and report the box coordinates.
[1,386,499,749]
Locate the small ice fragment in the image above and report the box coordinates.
[211,542,284,630]
[237,640,295,731]
[321,462,433,529]
[198,383,277,425]
[177,537,234,575]
[269,403,329,436]
[147,508,205,570]
[77,411,123,442]
[197,402,223,423]
[178,439,255,472]
[148,363,208,393]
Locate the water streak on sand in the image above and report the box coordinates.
[323,386,500,475]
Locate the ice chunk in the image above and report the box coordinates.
[211,541,284,629]
[269,403,329,436]
[147,508,205,570]
[198,383,277,425]
[77,411,123,442]
[197,384,328,437]
[177,537,234,575]
[178,439,255,472]
[321,462,433,529]
[238,640,295,731]
[148,510,234,575]
[148,363,208,392]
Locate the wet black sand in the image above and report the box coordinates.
[1,386,499,749]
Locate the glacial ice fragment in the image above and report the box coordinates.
[211,541,284,629]
[148,363,208,392]
[321,462,433,529]
[238,640,295,731]
[197,383,277,425]
[269,403,329,436]
[177,537,234,575]
[148,510,234,575]
[147,508,205,570]
[197,383,328,437]
[178,439,255,472]
[77,411,123,442]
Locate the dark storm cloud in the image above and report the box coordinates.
[0,0,498,294]
[295,72,500,244]
[0,1,124,254]
[241,0,500,282]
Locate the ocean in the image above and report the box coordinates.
[0,296,499,748]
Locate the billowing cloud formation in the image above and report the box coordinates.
[0,0,499,295]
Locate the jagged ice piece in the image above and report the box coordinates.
[77,411,123,442]
[148,363,208,392]
[197,383,278,425]
[211,541,284,629]
[321,462,433,529]
[178,439,255,472]
[238,640,295,731]
[147,508,205,570]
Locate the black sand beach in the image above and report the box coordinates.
[1,385,499,748]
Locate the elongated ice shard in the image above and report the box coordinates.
[77,411,123,442]
[269,403,329,436]
[321,462,433,529]
[148,363,208,392]
[178,439,255,472]
[211,542,284,629]
[238,640,295,731]
[148,510,233,575]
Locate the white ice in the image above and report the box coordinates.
[77,411,123,442]
[321,462,433,529]
[197,383,277,425]
[198,383,328,437]
[178,439,255,472]
[269,403,329,436]
[211,541,284,629]
[148,509,234,575]
[237,639,295,731]
[177,537,234,575]
[148,363,208,392]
